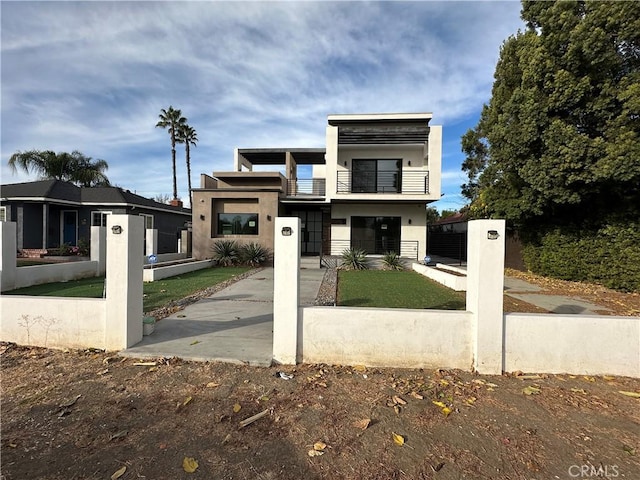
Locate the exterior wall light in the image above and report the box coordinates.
[281,226,293,236]
[267,215,272,221]
[200,214,205,221]
[487,230,499,240]
[111,225,123,234]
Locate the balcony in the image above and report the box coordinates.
[286,178,326,197]
[336,170,429,194]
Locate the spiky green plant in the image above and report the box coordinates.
[382,251,404,271]
[340,248,368,270]
[239,242,271,267]
[211,240,239,266]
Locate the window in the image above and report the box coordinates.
[217,213,258,235]
[352,159,402,193]
[91,211,111,227]
[0,206,6,222]
[351,216,401,254]
[139,214,154,229]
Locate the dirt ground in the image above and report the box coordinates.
[2,343,639,480]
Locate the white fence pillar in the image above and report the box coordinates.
[91,226,107,276]
[0,222,17,292]
[145,228,158,256]
[466,219,506,374]
[105,215,144,350]
[273,217,301,364]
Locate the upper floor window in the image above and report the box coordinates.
[91,211,111,227]
[352,159,402,193]
[218,213,258,235]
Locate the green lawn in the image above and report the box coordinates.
[338,269,466,309]
[3,267,250,313]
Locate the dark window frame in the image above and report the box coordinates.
[217,213,259,236]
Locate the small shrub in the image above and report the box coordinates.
[211,240,239,266]
[382,251,404,270]
[239,242,271,267]
[340,248,368,270]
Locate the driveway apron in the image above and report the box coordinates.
[121,266,324,366]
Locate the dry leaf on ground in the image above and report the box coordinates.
[110,466,126,480]
[182,457,198,473]
[392,432,405,446]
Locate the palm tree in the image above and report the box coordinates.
[177,124,198,206]
[156,106,187,201]
[8,150,110,187]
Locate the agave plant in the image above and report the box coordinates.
[382,251,404,271]
[340,247,368,270]
[239,242,271,267]
[211,240,239,266]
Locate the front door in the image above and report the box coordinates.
[291,210,322,255]
[61,210,77,246]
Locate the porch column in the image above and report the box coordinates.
[285,151,297,195]
[42,203,48,249]
[273,217,301,364]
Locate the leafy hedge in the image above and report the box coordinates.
[522,223,640,292]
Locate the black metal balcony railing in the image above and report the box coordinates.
[336,170,429,194]
[286,178,326,197]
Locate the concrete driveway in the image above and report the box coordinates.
[121,266,325,366]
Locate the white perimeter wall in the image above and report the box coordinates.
[13,261,99,289]
[330,203,427,259]
[1,215,144,351]
[504,314,640,377]
[274,218,639,377]
[0,296,106,349]
[300,307,472,369]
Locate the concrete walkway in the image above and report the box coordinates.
[504,276,611,315]
[121,266,325,366]
[431,261,611,315]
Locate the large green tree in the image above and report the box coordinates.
[462,0,640,230]
[177,124,198,206]
[8,150,110,187]
[156,106,187,201]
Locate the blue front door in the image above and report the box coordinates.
[62,211,77,245]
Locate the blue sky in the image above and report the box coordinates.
[1,1,524,211]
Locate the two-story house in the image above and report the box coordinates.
[191,113,442,262]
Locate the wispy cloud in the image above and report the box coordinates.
[1,1,523,206]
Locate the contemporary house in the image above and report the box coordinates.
[0,180,191,255]
[192,113,442,261]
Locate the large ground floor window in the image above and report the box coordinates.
[217,213,258,235]
[351,216,400,254]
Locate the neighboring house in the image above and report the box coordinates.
[192,113,442,261]
[0,180,191,254]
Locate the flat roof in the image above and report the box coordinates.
[237,148,326,165]
[328,113,433,125]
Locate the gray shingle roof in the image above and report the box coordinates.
[1,180,190,215]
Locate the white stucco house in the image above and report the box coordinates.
[191,113,442,262]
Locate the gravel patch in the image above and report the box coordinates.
[314,267,337,306]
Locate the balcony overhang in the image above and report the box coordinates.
[328,113,432,145]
